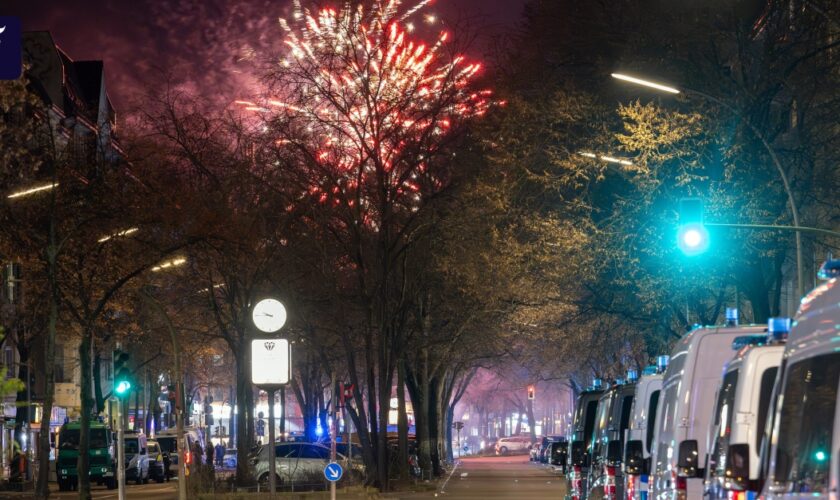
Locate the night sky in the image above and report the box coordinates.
[8,0,526,111]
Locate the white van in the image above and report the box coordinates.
[624,357,668,500]
[567,381,606,500]
[651,313,765,500]
[155,427,204,476]
[587,376,638,500]
[704,319,787,499]
[762,262,840,498]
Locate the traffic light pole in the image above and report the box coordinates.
[705,223,840,239]
[116,398,125,500]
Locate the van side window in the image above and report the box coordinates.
[773,354,840,494]
[619,395,633,436]
[709,370,739,478]
[756,367,778,451]
[646,390,660,452]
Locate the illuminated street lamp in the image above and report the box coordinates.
[578,151,634,167]
[612,72,805,297]
[7,182,59,199]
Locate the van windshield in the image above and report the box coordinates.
[59,428,109,450]
[125,439,140,454]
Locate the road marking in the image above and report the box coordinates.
[439,460,460,494]
[460,472,468,477]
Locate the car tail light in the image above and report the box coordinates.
[625,474,635,500]
[184,451,192,465]
[675,475,687,500]
[604,466,617,498]
[571,465,582,500]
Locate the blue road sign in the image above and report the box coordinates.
[324,462,343,482]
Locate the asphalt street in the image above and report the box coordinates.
[433,455,566,499]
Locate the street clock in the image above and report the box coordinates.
[252,298,287,333]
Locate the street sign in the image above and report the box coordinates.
[251,338,291,387]
[324,462,343,482]
[453,421,464,431]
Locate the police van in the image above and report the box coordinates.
[567,380,606,500]
[651,310,766,500]
[623,356,669,500]
[762,260,840,498]
[704,318,788,499]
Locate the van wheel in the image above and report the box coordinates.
[500,446,508,455]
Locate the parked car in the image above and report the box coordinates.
[123,431,149,485]
[651,310,764,500]
[587,374,638,500]
[762,260,840,499]
[530,443,542,462]
[704,319,787,500]
[566,380,605,500]
[495,435,533,455]
[252,442,365,488]
[623,357,668,500]
[548,441,568,471]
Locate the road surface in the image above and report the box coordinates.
[435,455,566,499]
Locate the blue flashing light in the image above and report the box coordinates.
[768,317,792,342]
[725,308,739,326]
[627,370,639,382]
[315,425,324,437]
[677,223,709,256]
[615,378,626,386]
[592,378,603,390]
[656,355,670,373]
[642,366,657,376]
[818,259,840,280]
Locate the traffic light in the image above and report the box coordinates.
[677,198,709,256]
[204,402,214,426]
[113,349,131,396]
[527,385,535,400]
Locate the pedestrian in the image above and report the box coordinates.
[162,452,171,481]
[215,441,225,467]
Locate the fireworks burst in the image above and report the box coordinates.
[242,0,495,225]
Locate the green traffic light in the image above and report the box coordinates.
[115,380,131,395]
[815,450,828,462]
[677,223,710,256]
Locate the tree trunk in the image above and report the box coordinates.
[13,344,29,448]
[526,397,537,444]
[93,351,104,414]
[77,330,93,500]
[35,253,58,499]
[234,346,254,486]
[396,359,409,481]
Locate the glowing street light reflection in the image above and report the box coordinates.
[611,73,681,94]
[8,183,59,199]
[152,258,187,272]
[97,227,139,243]
[578,151,634,167]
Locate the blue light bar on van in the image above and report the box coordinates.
[615,378,626,385]
[656,355,670,373]
[768,317,791,342]
[592,378,603,389]
[642,366,657,376]
[818,259,840,280]
[725,307,739,326]
[627,369,639,382]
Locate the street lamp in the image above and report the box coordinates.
[612,72,806,298]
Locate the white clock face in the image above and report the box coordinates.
[252,298,287,333]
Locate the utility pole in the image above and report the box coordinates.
[330,375,338,500]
